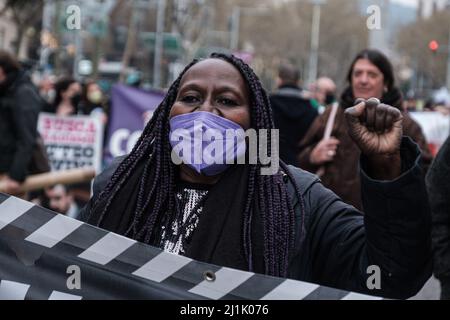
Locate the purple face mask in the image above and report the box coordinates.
[169,111,247,176]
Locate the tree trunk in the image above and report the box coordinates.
[92,36,102,80]
[120,5,137,83]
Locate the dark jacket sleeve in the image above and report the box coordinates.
[306,137,431,299]
[78,156,126,222]
[403,112,433,174]
[426,136,450,281]
[8,84,41,182]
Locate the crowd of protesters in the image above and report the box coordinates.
[1,47,450,299]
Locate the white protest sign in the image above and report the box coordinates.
[38,113,104,173]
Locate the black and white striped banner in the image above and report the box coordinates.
[0,193,382,300]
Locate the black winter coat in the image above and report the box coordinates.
[0,70,42,181]
[270,85,318,167]
[80,137,431,299]
[426,135,450,283]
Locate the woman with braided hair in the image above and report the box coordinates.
[80,53,431,299]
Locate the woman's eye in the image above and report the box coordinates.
[218,97,238,106]
[181,95,200,104]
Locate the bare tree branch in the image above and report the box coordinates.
[0,0,44,56]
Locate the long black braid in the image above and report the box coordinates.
[88,53,306,277]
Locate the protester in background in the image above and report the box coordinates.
[44,77,82,116]
[403,97,418,112]
[309,77,337,114]
[426,135,450,300]
[79,81,104,115]
[79,53,431,299]
[270,63,318,167]
[423,99,435,112]
[46,184,80,219]
[73,80,109,208]
[43,78,94,209]
[79,80,108,125]
[298,49,433,210]
[126,72,142,88]
[37,75,56,111]
[0,50,43,195]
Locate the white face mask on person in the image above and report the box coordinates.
[88,90,103,104]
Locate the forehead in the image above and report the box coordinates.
[317,78,335,90]
[68,82,81,90]
[353,59,382,74]
[88,83,100,90]
[48,185,66,195]
[180,59,246,88]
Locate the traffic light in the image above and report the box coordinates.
[429,40,439,53]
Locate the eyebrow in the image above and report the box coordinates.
[178,81,246,99]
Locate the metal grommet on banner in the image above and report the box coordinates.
[203,270,216,282]
[281,171,288,183]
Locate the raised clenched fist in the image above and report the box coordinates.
[344,98,403,156]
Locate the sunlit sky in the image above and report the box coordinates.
[391,0,448,16]
[392,0,448,8]
[391,0,418,7]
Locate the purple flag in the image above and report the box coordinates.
[105,84,164,163]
